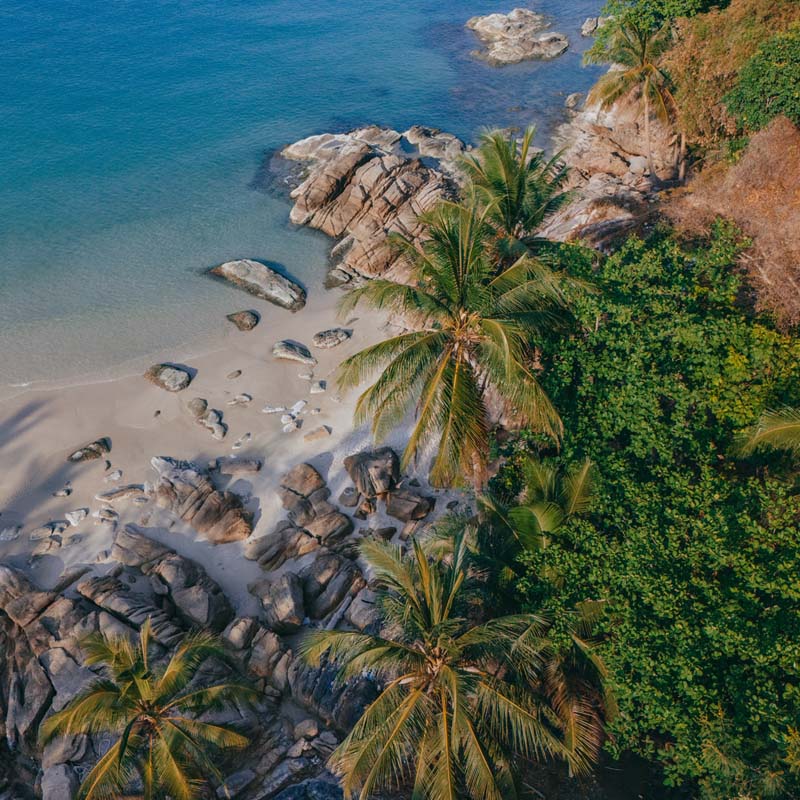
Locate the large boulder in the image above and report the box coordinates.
[145,363,193,392]
[280,463,326,498]
[211,259,306,311]
[385,489,435,522]
[272,340,317,366]
[149,457,252,544]
[244,521,320,571]
[343,447,400,497]
[41,764,78,800]
[466,9,568,65]
[311,328,351,349]
[250,573,305,634]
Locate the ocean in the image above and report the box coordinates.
[0,0,603,387]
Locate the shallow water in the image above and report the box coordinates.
[0,0,603,387]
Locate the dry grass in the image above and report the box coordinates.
[664,116,800,328]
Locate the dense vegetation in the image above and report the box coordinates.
[497,226,800,798]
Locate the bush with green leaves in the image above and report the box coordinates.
[724,24,800,130]
[500,224,800,798]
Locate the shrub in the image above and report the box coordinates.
[724,25,800,130]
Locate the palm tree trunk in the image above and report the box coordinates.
[678,131,687,183]
[643,89,659,187]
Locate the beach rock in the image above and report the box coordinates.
[309,381,326,395]
[65,508,88,527]
[281,463,326,498]
[211,259,306,312]
[282,127,454,281]
[301,556,363,619]
[187,397,209,418]
[338,486,360,508]
[466,9,568,65]
[213,456,263,475]
[248,626,292,683]
[305,511,354,544]
[273,340,317,366]
[0,525,21,541]
[227,310,260,331]
[312,328,351,349]
[385,489,435,522]
[67,437,110,463]
[346,588,380,631]
[41,765,78,800]
[244,520,320,570]
[343,447,400,497]
[40,647,95,712]
[227,370,242,379]
[145,363,193,392]
[223,617,258,650]
[303,425,331,443]
[149,456,253,544]
[251,573,305,633]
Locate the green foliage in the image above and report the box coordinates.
[301,534,609,799]
[40,621,256,800]
[724,25,800,130]
[504,225,800,798]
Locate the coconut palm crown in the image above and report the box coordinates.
[336,200,576,487]
[740,407,800,455]
[40,620,257,800]
[461,126,571,258]
[301,534,608,800]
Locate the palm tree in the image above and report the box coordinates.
[740,407,800,455]
[461,127,571,259]
[301,534,609,800]
[336,200,576,487]
[40,620,256,800]
[584,16,676,184]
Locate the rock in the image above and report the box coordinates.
[273,780,344,800]
[346,588,380,631]
[32,536,62,557]
[262,405,286,414]
[227,370,242,380]
[301,556,363,619]
[293,719,320,739]
[227,393,253,406]
[565,92,583,109]
[251,573,305,633]
[303,425,331,442]
[187,397,209,418]
[223,617,258,650]
[53,482,72,498]
[217,769,256,798]
[211,259,306,311]
[145,363,193,392]
[404,125,466,164]
[291,400,308,415]
[629,155,648,175]
[466,9,568,65]
[258,758,313,798]
[210,422,228,441]
[385,489,435,522]
[0,525,21,541]
[213,457,263,475]
[40,647,95,711]
[373,526,397,540]
[248,626,292,683]
[312,328,351,349]
[305,511,353,544]
[281,463,326,498]
[41,765,78,800]
[67,437,110,462]
[65,508,89,527]
[298,369,314,380]
[580,16,609,36]
[42,734,88,769]
[343,447,400,497]
[338,486,360,508]
[273,340,317,366]
[149,457,253,544]
[104,468,123,482]
[309,380,326,395]
[227,310,260,331]
[244,521,319,571]
[282,127,453,281]
[6,656,55,742]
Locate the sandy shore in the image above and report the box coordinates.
[0,283,457,610]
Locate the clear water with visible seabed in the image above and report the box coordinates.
[0,0,604,388]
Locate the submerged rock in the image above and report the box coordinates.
[466,9,568,65]
[211,259,306,311]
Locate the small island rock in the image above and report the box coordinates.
[466,9,568,65]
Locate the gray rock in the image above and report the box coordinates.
[67,437,110,463]
[223,617,258,650]
[211,259,306,312]
[343,447,400,497]
[581,16,609,36]
[145,363,193,392]
[226,310,260,331]
[338,486,360,508]
[312,328,351,349]
[187,397,209,418]
[251,573,305,634]
[244,521,319,571]
[467,9,568,65]
[565,92,583,109]
[273,340,317,366]
[304,511,353,544]
[217,768,256,798]
[281,463,326,498]
[273,780,343,800]
[40,647,95,711]
[42,733,88,768]
[346,588,380,631]
[41,765,78,800]
[385,489,435,522]
[293,719,320,739]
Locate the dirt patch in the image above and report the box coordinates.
[664,116,800,328]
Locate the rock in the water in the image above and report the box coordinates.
[581,16,609,36]
[312,328,351,349]
[149,456,253,544]
[385,489,435,522]
[565,91,583,109]
[226,310,260,331]
[273,340,317,366]
[211,259,306,311]
[343,447,400,497]
[404,125,466,163]
[466,8,568,65]
[250,572,305,633]
[67,437,110,463]
[145,363,193,392]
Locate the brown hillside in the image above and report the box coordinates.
[664,116,800,327]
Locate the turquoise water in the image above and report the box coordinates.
[0,0,602,386]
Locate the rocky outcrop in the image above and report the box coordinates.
[211,259,306,312]
[250,573,305,634]
[466,9,568,65]
[245,520,321,571]
[149,456,253,544]
[343,447,400,498]
[227,310,260,331]
[281,126,459,283]
[145,363,193,392]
